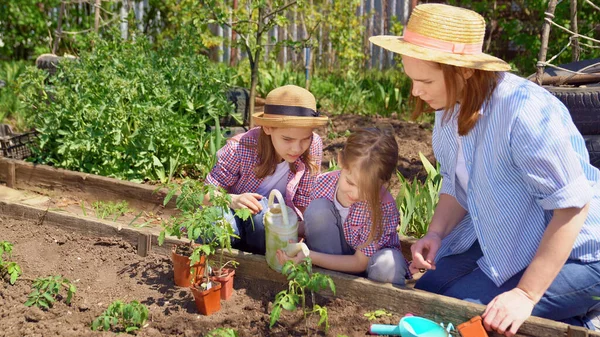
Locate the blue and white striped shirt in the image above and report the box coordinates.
[433,72,600,287]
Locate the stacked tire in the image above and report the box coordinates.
[541,58,600,169]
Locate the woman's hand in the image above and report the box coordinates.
[410,232,442,273]
[230,193,263,213]
[482,287,536,337]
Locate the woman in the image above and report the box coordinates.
[371,4,600,337]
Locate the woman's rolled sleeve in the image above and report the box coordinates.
[511,102,593,210]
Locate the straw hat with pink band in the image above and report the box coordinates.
[369,3,511,72]
[253,85,329,128]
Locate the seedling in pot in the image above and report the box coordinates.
[270,258,336,332]
[0,241,21,285]
[25,275,76,309]
[91,300,149,334]
[158,180,246,283]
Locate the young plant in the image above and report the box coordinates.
[205,327,239,337]
[396,152,442,238]
[91,300,149,334]
[0,241,21,285]
[92,200,130,221]
[270,258,336,332]
[25,275,76,309]
[158,180,249,284]
[364,309,392,321]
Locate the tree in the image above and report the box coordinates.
[204,0,306,126]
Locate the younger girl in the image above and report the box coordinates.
[277,127,409,285]
[205,85,328,254]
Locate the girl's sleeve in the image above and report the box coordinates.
[205,140,241,191]
[294,133,323,207]
[511,97,593,210]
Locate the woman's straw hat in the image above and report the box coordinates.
[253,85,328,128]
[369,4,511,71]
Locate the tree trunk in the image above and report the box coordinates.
[120,0,129,39]
[570,0,579,62]
[248,7,264,129]
[535,0,559,85]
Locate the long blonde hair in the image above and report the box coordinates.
[254,128,318,179]
[339,128,398,245]
[411,62,500,136]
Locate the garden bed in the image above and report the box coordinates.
[0,194,595,337]
[0,216,394,336]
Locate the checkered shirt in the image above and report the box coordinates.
[309,170,402,257]
[205,127,322,218]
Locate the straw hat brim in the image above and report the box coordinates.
[370,35,511,72]
[252,112,329,128]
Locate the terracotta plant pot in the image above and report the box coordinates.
[171,246,205,287]
[191,279,222,315]
[210,268,235,300]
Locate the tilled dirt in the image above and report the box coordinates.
[0,216,404,336]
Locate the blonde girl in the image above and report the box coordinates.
[205,85,328,254]
[277,127,409,285]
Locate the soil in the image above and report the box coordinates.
[0,216,406,337]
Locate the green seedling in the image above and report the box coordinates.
[25,275,76,309]
[270,258,336,332]
[0,241,22,285]
[92,200,130,221]
[91,300,149,334]
[206,328,239,337]
[158,181,243,285]
[364,309,393,321]
[396,152,442,238]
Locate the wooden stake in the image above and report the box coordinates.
[137,233,152,257]
[6,161,15,188]
[94,0,101,33]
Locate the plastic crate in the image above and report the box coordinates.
[0,125,37,160]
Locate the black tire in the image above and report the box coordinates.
[584,135,600,169]
[544,86,600,135]
[223,87,250,127]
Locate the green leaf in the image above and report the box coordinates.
[269,304,282,328]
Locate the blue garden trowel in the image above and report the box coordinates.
[370,316,450,337]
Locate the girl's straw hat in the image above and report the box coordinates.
[370,4,511,71]
[253,85,328,128]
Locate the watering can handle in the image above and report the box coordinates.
[268,189,289,226]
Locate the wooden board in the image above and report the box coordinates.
[0,199,597,337]
[0,158,176,211]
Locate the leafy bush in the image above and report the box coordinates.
[91,300,149,334]
[0,61,30,129]
[396,153,442,238]
[0,241,22,285]
[18,32,233,182]
[25,275,76,309]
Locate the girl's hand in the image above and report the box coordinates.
[230,193,263,213]
[276,249,305,265]
[410,232,442,273]
[482,287,536,337]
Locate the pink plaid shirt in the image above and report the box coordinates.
[205,127,322,218]
[310,170,401,257]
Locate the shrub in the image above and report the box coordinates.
[18,32,233,182]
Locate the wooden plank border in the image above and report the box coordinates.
[0,199,596,337]
[0,158,176,210]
